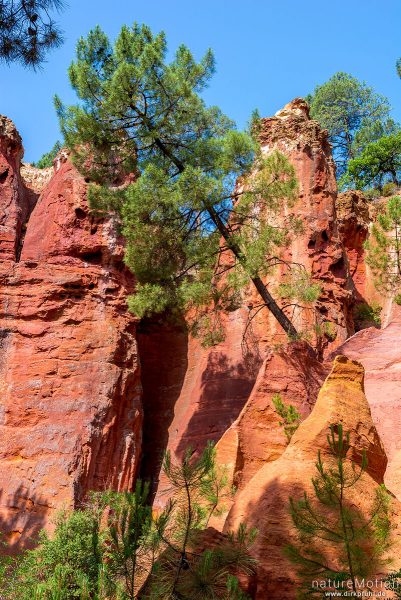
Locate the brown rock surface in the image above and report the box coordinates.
[334,189,401,499]
[212,342,326,509]
[0,116,32,263]
[208,341,327,531]
[223,356,401,599]
[20,163,53,196]
[0,102,384,568]
[144,312,261,506]
[0,126,141,548]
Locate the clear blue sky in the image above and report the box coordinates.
[1,0,400,162]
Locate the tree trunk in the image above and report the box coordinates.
[251,275,298,338]
[207,204,298,338]
[154,136,299,338]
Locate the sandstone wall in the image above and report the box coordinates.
[0,124,142,548]
[0,101,394,588]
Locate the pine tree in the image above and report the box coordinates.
[102,481,160,599]
[33,140,62,168]
[307,72,391,176]
[365,195,401,298]
[55,23,322,341]
[286,424,391,598]
[147,443,256,599]
[0,0,64,68]
[272,393,301,443]
[387,570,401,598]
[351,118,401,157]
[344,133,401,191]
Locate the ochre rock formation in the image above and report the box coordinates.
[336,305,401,501]
[0,101,397,599]
[258,98,353,352]
[0,122,141,548]
[0,117,33,263]
[209,341,327,530]
[334,188,401,500]
[143,313,262,505]
[336,190,370,306]
[223,356,401,599]
[149,99,355,504]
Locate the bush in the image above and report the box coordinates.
[364,196,401,295]
[272,393,301,443]
[383,181,398,197]
[1,508,104,599]
[353,301,381,330]
[364,187,382,200]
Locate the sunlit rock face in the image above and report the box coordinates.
[0,100,396,585]
[334,189,401,502]
[258,98,354,354]
[335,304,401,502]
[148,98,354,509]
[0,116,30,263]
[0,121,142,549]
[223,356,401,599]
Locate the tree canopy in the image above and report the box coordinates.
[307,72,391,177]
[0,0,64,68]
[56,23,321,340]
[351,118,400,157]
[32,140,62,168]
[345,133,401,191]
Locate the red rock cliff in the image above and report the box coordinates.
[0,122,142,548]
[0,101,384,573]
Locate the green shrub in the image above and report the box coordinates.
[353,301,381,330]
[364,187,382,200]
[364,196,401,295]
[383,181,398,197]
[272,393,301,443]
[1,508,104,599]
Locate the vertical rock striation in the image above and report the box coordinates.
[0,116,31,263]
[0,122,142,548]
[258,98,353,352]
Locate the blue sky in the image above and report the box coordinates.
[1,0,400,162]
